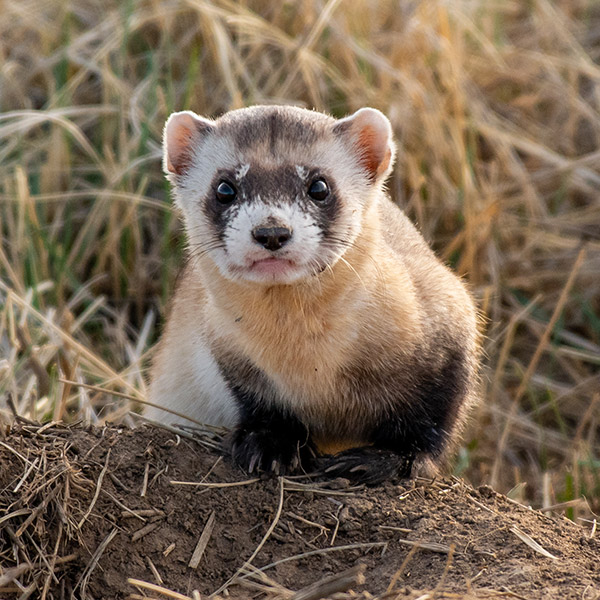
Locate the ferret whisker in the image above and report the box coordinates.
[293,286,307,321]
[184,242,227,271]
[337,255,368,291]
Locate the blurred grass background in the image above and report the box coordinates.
[0,0,599,520]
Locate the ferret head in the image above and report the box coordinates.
[163,105,395,285]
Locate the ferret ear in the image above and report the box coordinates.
[163,111,215,176]
[333,108,395,181]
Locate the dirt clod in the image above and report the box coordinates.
[0,423,598,599]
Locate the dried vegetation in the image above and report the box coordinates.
[1,423,598,599]
[0,0,599,541]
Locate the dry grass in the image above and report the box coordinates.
[0,0,599,515]
[1,422,597,598]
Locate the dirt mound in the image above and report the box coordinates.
[0,423,598,600]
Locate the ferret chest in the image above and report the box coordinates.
[242,303,351,383]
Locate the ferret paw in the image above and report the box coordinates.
[228,427,315,476]
[316,447,414,486]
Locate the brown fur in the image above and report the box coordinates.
[149,105,480,479]
[156,196,478,461]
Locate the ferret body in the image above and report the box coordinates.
[147,105,480,482]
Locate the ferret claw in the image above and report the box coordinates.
[317,447,415,486]
[349,464,369,473]
[248,452,260,474]
[226,423,316,477]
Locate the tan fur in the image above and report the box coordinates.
[206,205,418,391]
[152,196,477,453]
[148,105,480,473]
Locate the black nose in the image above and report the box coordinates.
[252,226,292,251]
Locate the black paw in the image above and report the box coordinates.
[228,425,315,476]
[316,447,414,486]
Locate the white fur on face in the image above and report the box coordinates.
[295,165,308,179]
[235,163,250,180]
[169,121,383,287]
[213,198,329,284]
[170,135,237,215]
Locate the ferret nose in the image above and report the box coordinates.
[252,226,292,251]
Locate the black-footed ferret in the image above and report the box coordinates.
[147,105,480,484]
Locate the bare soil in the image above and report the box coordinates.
[0,423,598,600]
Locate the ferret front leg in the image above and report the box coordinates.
[227,389,316,476]
[322,351,468,485]
[318,408,449,485]
[319,446,415,486]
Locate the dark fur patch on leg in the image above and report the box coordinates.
[316,447,414,486]
[215,352,316,475]
[225,386,316,476]
[327,344,470,484]
[371,345,469,458]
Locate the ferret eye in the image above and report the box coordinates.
[308,178,329,201]
[216,180,237,204]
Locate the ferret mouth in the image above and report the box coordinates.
[223,254,326,284]
[248,257,296,276]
